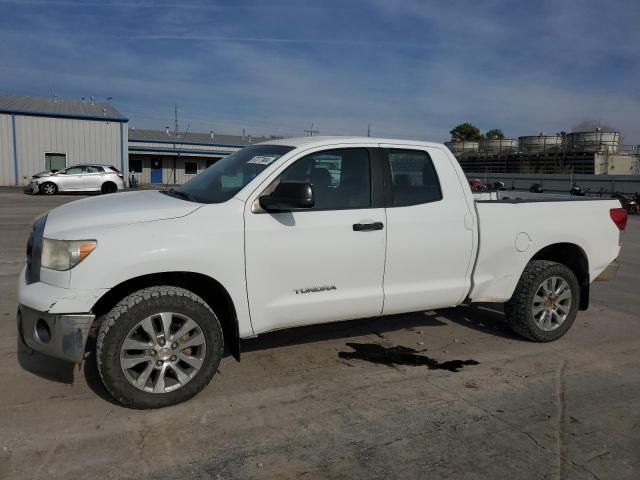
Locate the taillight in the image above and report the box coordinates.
[610,208,628,231]
[117,173,124,178]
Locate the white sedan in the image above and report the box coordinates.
[25,164,126,195]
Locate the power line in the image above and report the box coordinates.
[304,122,319,137]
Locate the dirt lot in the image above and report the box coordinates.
[0,188,639,480]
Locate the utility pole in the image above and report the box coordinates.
[174,104,179,135]
[173,104,179,186]
[367,124,370,137]
[304,122,319,137]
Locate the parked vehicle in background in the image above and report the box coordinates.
[529,183,544,193]
[17,137,626,408]
[612,192,630,210]
[469,178,483,191]
[24,164,125,195]
[628,194,639,214]
[570,183,587,196]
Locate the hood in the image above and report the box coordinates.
[32,170,54,178]
[44,190,202,237]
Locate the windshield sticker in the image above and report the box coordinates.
[247,155,279,165]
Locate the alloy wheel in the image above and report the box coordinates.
[119,312,206,393]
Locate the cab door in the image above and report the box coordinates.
[56,166,86,191]
[82,165,105,190]
[379,145,475,314]
[244,146,387,334]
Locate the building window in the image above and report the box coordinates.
[44,153,66,172]
[185,161,198,175]
[129,159,143,173]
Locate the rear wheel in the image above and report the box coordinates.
[101,182,118,194]
[96,286,224,409]
[504,260,580,342]
[40,182,57,195]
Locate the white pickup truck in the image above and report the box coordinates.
[17,137,626,408]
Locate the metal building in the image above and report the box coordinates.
[0,95,128,186]
[127,129,272,185]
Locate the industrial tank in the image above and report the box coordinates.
[478,138,518,154]
[518,134,564,153]
[566,131,620,153]
[444,140,479,155]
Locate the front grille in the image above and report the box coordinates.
[26,214,47,284]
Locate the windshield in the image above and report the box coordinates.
[173,144,294,204]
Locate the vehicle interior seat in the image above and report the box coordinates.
[310,167,333,208]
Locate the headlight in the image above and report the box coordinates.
[41,239,97,271]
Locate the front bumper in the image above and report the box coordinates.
[23,182,38,194]
[17,266,108,363]
[17,305,94,363]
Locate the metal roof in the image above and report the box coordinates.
[128,128,275,147]
[0,94,127,121]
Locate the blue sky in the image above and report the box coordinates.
[1,0,639,142]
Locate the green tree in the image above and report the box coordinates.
[449,123,482,141]
[484,128,505,139]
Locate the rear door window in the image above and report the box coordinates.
[387,149,442,206]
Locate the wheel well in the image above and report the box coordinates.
[531,243,590,310]
[91,272,241,360]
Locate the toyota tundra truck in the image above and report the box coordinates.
[17,137,626,408]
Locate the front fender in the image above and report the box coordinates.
[68,202,253,337]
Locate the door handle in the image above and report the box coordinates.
[353,222,384,231]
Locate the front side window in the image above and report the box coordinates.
[278,148,371,210]
[63,166,85,175]
[388,149,442,206]
[175,145,294,204]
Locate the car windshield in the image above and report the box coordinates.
[171,145,294,204]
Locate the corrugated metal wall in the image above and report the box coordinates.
[0,114,15,185]
[128,155,223,186]
[4,115,126,185]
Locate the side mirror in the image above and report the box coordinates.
[259,182,314,212]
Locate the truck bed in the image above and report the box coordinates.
[468,194,622,303]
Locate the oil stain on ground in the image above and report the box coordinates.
[339,343,479,372]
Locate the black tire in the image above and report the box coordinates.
[96,286,224,409]
[101,182,117,194]
[39,182,58,195]
[504,260,580,342]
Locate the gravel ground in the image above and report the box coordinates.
[0,187,638,480]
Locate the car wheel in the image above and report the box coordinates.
[39,182,58,195]
[101,182,118,194]
[96,286,224,409]
[504,260,580,342]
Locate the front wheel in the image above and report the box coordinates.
[96,286,224,409]
[40,182,58,195]
[504,260,580,342]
